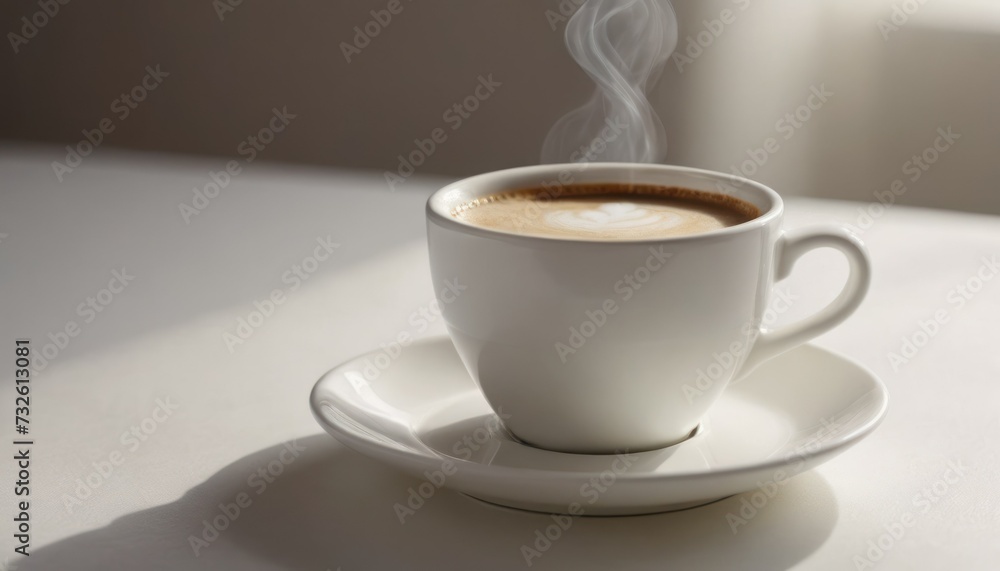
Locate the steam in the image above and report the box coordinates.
[541,0,678,164]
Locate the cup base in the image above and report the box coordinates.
[503,422,703,455]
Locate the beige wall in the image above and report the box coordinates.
[667,0,1000,215]
[3,0,999,213]
[2,1,626,178]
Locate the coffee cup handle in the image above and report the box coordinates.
[738,226,872,376]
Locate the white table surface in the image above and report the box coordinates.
[1,144,998,570]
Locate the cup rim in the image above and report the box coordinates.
[426,163,783,245]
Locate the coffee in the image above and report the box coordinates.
[452,183,760,240]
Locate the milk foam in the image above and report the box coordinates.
[545,202,682,233]
[453,186,759,241]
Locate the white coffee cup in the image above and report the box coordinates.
[427,163,870,454]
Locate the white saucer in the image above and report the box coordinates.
[310,336,888,516]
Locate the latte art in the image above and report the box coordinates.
[453,184,760,241]
[545,202,683,234]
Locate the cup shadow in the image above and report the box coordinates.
[21,434,839,571]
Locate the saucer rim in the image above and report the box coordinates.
[310,336,889,483]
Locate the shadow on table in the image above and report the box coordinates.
[21,434,839,571]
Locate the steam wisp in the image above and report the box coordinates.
[542,0,678,164]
